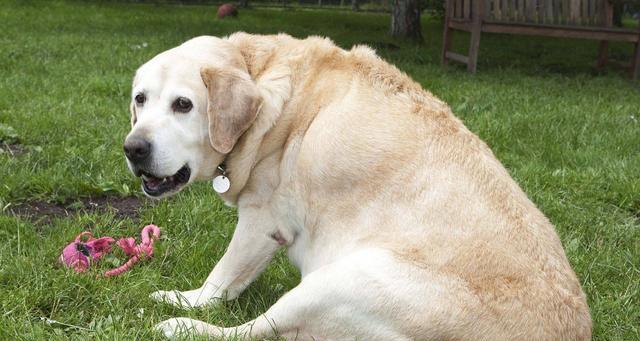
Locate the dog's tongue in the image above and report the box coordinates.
[145,178,164,189]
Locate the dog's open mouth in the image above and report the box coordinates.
[141,165,191,197]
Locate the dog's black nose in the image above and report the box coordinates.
[124,137,151,163]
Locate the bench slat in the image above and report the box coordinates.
[464,0,471,20]
[571,0,580,24]
[482,21,640,42]
[484,0,491,19]
[544,0,553,23]
[466,0,638,28]
[549,0,560,24]
[445,51,470,64]
[525,0,535,22]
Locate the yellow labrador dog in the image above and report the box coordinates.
[123,33,591,340]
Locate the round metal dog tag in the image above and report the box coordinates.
[213,175,231,193]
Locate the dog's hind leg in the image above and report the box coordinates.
[155,248,480,340]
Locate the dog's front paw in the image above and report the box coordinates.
[155,317,214,338]
[154,317,190,338]
[150,289,219,309]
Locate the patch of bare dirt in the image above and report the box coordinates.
[0,143,26,156]
[8,196,150,225]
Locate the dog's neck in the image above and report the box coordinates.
[215,34,295,205]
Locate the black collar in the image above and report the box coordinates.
[216,163,227,177]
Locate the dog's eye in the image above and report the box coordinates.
[135,93,146,105]
[173,97,193,113]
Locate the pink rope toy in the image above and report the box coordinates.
[59,224,161,277]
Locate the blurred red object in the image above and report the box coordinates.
[217,4,238,19]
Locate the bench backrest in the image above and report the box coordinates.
[450,0,613,26]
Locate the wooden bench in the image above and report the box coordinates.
[441,0,640,79]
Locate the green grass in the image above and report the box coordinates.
[0,0,638,339]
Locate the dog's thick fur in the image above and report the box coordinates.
[125,33,591,340]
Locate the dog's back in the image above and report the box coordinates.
[264,34,592,339]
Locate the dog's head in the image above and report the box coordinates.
[124,36,262,198]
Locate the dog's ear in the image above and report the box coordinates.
[201,67,262,154]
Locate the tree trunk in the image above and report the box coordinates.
[239,0,248,8]
[390,0,422,41]
[352,0,359,11]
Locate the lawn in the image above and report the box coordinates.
[0,0,638,339]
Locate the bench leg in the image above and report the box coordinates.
[633,41,640,80]
[441,0,453,66]
[441,23,453,66]
[467,24,481,73]
[467,0,483,74]
[597,41,609,69]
